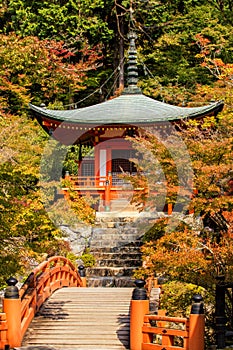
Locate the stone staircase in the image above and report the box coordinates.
[105,198,140,213]
[86,216,144,287]
[18,287,133,349]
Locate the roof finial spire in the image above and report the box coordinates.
[123,30,142,95]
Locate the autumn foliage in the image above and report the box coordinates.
[0,32,101,285]
[0,1,233,297]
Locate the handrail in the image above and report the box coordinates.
[69,174,138,188]
[70,175,107,187]
[130,281,204,350]
[20,256,83,337]
[0,314,7,349]
[0,256,83,349]
[142,314,189,350]
[62,174,196,215]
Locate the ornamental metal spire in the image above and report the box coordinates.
[123,31,142,95]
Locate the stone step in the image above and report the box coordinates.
[95,213,158,227]
[97,259,141,268]
[95,217,137,225]
[94,251,142,261]
[93,226,138,231]
[90,240,141,248]
[108,204,139,213]
[90,231,141,236]
[90,243,140,249]
[90,239,142,247]
[90,240,142,248]
[91,233,141,241]
[87,276,135,288]
[89,240,142,248]
[90,245,143,254]
[87,217,143,289]
[86,266,137,277]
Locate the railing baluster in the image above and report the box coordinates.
[141,295,204,350]
[0,313,8,349]
[0,256,84,350]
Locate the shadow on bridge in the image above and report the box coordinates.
[117,313,131,349]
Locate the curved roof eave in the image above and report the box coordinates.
[29,93,224,125]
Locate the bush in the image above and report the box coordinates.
[143,217,190,243]
[159,280,215,346]
[160,281,208,317]
[78,248,96,267]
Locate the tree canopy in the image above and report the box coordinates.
[0,0,232,289]
[1,0,233,104]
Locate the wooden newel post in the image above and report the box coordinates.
[130,279,149,350]
[3,277,22,347]
[105,178,111,212]
[167,203,173,215]
[108,171,112,187]
[189,294,205,350]
[78,265,87,287]
[215,279,227,349]
[65,170,70,180]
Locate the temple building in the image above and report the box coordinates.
[30,32,224,213]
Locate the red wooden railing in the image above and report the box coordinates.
[0,268,205,350]
[142,314,189,349]
[0,315,7,350]
[69,175,108,188]
[63,173,196,215]
[0,256,84,349]
[130,281,205,350]
[63,173,136,211]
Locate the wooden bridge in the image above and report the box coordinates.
[21,287,132,349]
[0,256,205,350]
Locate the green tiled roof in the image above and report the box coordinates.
[29,93,224,125]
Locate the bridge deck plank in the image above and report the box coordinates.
[19,287,133,350]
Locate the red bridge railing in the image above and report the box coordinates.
[142,314,190,349]
[0,256,84,349]
[130,280,205,350]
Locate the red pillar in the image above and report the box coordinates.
[105,175,111,211]
[3,278,22,348]
[167,203,173,215]
[130,280,149,350]
[189,294,205,350]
